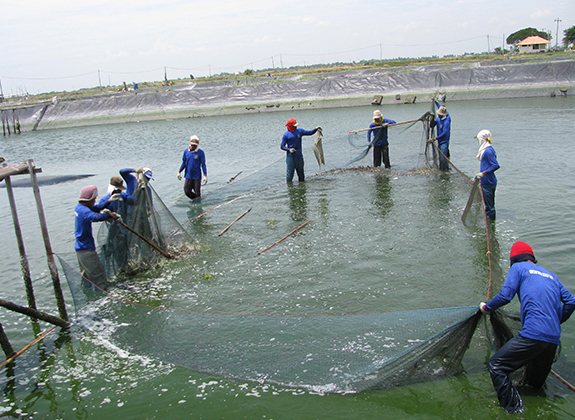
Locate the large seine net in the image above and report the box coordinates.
[57,104,575,394]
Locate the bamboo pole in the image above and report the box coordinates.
[0,162,32,180]
[258,220,310,255]
[0,325,59,368]
[0,323,16,359]
[27,159,68,321]
[107,212,174,259]
[194,195,246,219]
[551,369,575,392]
[348,118,421,134]
[0,300,70,328]
[218,208,251,236]
[4,175,37,312]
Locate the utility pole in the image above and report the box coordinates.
[487,35,490,54]
[98,70,102,90]
[554,18,562,50]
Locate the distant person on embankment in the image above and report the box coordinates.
[367,110,396,168]
[474,129,500,220]
[280,118,320,182]
[177,135,207,200]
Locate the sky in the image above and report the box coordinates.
[0,0,572,96]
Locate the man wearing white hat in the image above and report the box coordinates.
[474,129,500,220]
[177,135,208,199]
[432,100,451,171]
[368,110,396,168]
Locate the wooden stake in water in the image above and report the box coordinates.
[258,220,311,255]
[218,208,252,236]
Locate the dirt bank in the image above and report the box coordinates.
[4,58,575,132]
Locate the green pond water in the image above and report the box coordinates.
[1,96,575,419]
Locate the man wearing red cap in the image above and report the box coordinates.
[480,241,575,414]
[280,118,320,182]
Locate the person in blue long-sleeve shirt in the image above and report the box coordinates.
[367,110,396,168]
[177,135,207,199]
[432,101,451,170]
[280,118,319,182]
[480,241,575,414]
[98,175,135,219]
[75,185,115,290]
[474,129,500,220]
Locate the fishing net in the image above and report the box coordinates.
[58,177,194,313]
[55,104,574,395]
[96,180,193,279]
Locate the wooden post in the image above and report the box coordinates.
[27,160,68,321]
[0,300,69,328]
[218,208,252,236]
[258,220,311,255]
[0,323,16,359]
[4,175,37,312]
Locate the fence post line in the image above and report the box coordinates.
[27,159,68,321]
[4,175,37,313]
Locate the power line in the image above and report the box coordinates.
[0,35,491,86]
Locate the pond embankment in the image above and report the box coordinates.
[3,58,575,131]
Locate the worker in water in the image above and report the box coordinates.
[367,110,396,168]
[177,135,207,200]
[74,185,117,290]
[280,118,320,182]
[474,129,500,220]
[480,241,575,414]
[98,175,135,219]
[431,100,451,171]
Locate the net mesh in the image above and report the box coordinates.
[96,181,193,279]
[56,104,574,395]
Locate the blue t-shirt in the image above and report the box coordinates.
[281,128,318,158]
[179,148,207,180]
[480,146,499,188]
[74,202,110,251]
[98,191,135,213]
[367,118,396,147]
[486,261,575,344]
[434,101,451,146]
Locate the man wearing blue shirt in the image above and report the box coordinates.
[280,118,319,182]
[75,185,114,290]
[474,129,500,220]
[367,110,396,168]
[480,241,575,414]
[178,135,207,199]
[98,176,135,219]
[432,101,451,171]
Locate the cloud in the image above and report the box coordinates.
[530,9,551,19]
